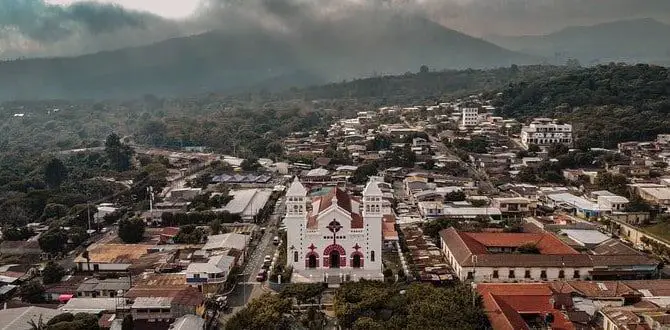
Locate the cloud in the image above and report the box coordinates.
[0,0,188,57]
[2,0,670,58]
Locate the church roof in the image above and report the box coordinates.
[287,177,307,196]
[306,187,364,229]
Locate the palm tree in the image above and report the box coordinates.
[27,314,46,330]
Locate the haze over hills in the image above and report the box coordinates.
[485,18,670,65]
[0,12,532,101]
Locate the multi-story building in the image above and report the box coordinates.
[461,108,480,127]
[520,118,573,149]
[285,177,384,284]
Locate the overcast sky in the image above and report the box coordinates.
[3,0,670,58]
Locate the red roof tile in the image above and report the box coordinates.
[478,284,575,330]
[307,187,364,229]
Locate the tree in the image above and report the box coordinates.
[444,191,466,202]
[41,203,68,221]
[280,283,325,305]
[43,158,68,189]
[419,65,429,74]
[42,261,66,285]
[105,133,133,172]
[38,228,68,254]
[27,314,46,330]
[122,314,134,330]
[240,158,260,171]
[351,163,378,185]
[225,294,293,330]
[174,225,206,244]
[209,219,222,235]
[1,226,34,241]
[118,217,146,243]
[528,144,541,153]
[19,280,45,303]
[547,143,570,158]
[517,166,537,183]
[68,226,89,246]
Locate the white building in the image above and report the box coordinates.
[520,118,573,149]
[185,254,236,288]
[285,177,383,284]
[461,108,480,127]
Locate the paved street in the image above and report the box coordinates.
[219,195,286,325]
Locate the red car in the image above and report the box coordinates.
[256,269,267,282]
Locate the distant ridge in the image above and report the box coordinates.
[485,18,670,65]
[0,12,532,101]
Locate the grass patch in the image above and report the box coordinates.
[641,222,670,245]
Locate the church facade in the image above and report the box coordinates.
[285,177,384,283]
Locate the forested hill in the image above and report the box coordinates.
[276,65,571,106]
[493,64,670,148]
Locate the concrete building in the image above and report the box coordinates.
[285,177,384,284]
[520,118,572,149]
[491,197,533,216]
[185,254,236,290]
[461,107,480,127]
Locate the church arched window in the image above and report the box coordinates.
[370,251,375,262]
[294,251,299,262]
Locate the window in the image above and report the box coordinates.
[540,270,547,279]
[370,251,375,262]
[508,270,515,279]
[573,270,580,279]
[467,272,473,279]
[558,270,565,279]
[193,274,200,278]
[492,270,499,279]
[524,270,531,279]
[293,251,298,262]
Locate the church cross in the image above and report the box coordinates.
[327,219,342,244]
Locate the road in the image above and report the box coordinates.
[426,133,497,194]
[219,195,285,325]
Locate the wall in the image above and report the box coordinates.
[77,262,130,272]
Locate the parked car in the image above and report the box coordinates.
[256,269,267,282]
[273,236,280,245]
[264,255,272,263]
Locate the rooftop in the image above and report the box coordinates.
[201,233,248,251]
[74,243,154,264]
[59,298,126,313]
[559,229,611,246]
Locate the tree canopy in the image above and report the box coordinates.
[118,217,146,243]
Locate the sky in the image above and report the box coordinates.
[45,0,201,19]
[3,0,670,58]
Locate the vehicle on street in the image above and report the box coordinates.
[256,269,267,282]
[264,255,272,263]
[273,236,280,245]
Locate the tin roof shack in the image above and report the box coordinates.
[76,276,131,298]
[402,226,454,284]
[75,243,154,272]
[0,306,64,330]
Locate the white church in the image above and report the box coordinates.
[285,177,384,284]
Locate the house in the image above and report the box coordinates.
[185,254,236,292]
[440,228,592,283]
[76,277,131,297]
[597,195,630,213]
[75,243,154,272]
[201,233,248,256]
[125,286,204,321]
[545,193,604,219]
[60,297,127,314]
[0,240,41,256]
[442,206,502,220]
[491,197,533,217]
[477,283,575,330]
[520,118,573,149]
[558,229,611,249]
[630,184,670,208]
[418,201,444,218]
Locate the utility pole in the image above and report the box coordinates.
[147,186,154,224]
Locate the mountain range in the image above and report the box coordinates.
[485,18,670,65]
[0,12,530,101]
[1,16,670,101]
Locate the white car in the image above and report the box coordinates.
[264,255,272,263]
